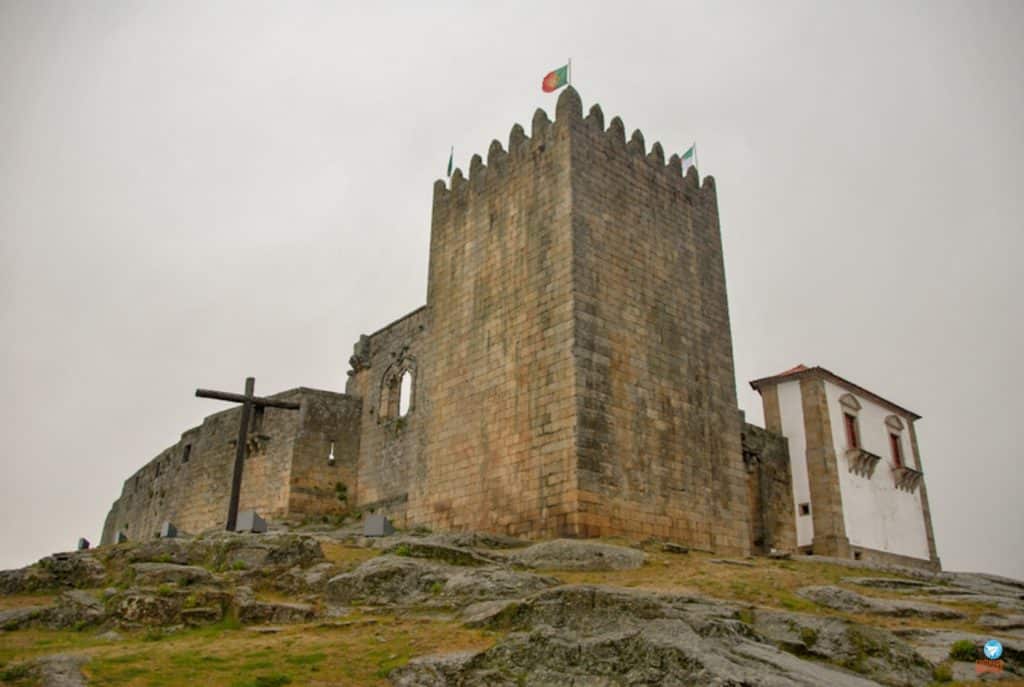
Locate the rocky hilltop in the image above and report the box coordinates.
[0,525,1021,686]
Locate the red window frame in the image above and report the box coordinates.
[844,413,859,449]
[889,433,903,467]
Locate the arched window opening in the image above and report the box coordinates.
[398,371,413,417]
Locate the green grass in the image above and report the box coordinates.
[0,662,34,684]
[948,639,977,661]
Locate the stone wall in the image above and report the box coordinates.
[100,388,359,544]
[566,88,751,554]
[286,390,362,519]
[742,420,796,554]
[346,307,429,525]
[411,100,578,537]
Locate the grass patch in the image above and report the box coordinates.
[932,661,954,682]
[0,611,498,686]
[0,662,33,684]
[283,652,326,667]
[0,593,56,611]
[948,639,977,661]
[233,676,291,687]
[320,542,377,570]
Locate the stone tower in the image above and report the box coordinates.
[384,87,749,554]
[104,87,752,557]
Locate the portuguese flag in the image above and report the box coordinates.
[681,144,697,174]
[542,64,569,93]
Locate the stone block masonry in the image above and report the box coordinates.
[101,389,360,544]
[105,87,766,558]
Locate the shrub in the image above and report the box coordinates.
[799,627,819,647]
[949,639,977,661]
[932,662,954,682]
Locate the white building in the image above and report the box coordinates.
[750,365,940,570]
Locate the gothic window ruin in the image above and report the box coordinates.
[182,444,192,464]
[398,371,412,417]
[379,358,416,421]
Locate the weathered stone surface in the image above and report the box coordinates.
[842,577,942,591]
[115,538,194,565]
[46,590,106,629]
[459,600,521,628]
[381,540,496,567]
[0,553,106,593]
[0,605,50,630]
[180,606,223,626]
[710,558,756,567]
[101,586,231,628]
[326,556,447,605]
[130,562,213,587]
[752,609,933,686]
[797,585,965,620]
[35,653,89,687]
[274,562,338,595]
[106,591,182,627]
[326,555,557,607]
[442,568,557,604]
[236,600,315,625]
[508,540,646,571]
[394,586,886,686]
[978,613,1024,631]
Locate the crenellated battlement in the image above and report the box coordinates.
[432,87,716,211]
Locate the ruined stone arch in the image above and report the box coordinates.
[379,356,417,420]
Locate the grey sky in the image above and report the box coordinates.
[1,1,1021,578]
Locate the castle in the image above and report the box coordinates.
[100,87,940,570]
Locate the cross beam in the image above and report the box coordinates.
[195,377,301,531]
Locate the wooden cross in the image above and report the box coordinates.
[195,377,301,531]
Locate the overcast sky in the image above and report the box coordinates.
[1,1,1021,579]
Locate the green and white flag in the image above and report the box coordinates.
[681,144,696,174]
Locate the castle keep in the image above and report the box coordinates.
[101,87,940,570]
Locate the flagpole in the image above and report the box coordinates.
[568,58,572,85]
[694,142,699,173]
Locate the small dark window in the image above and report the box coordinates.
[844,413,859,449]
[889,433,903,467]
[182,444,192,464]
[854,550,863,561]
[798,502,811,516]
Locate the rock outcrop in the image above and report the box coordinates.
[508,539,646,571]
